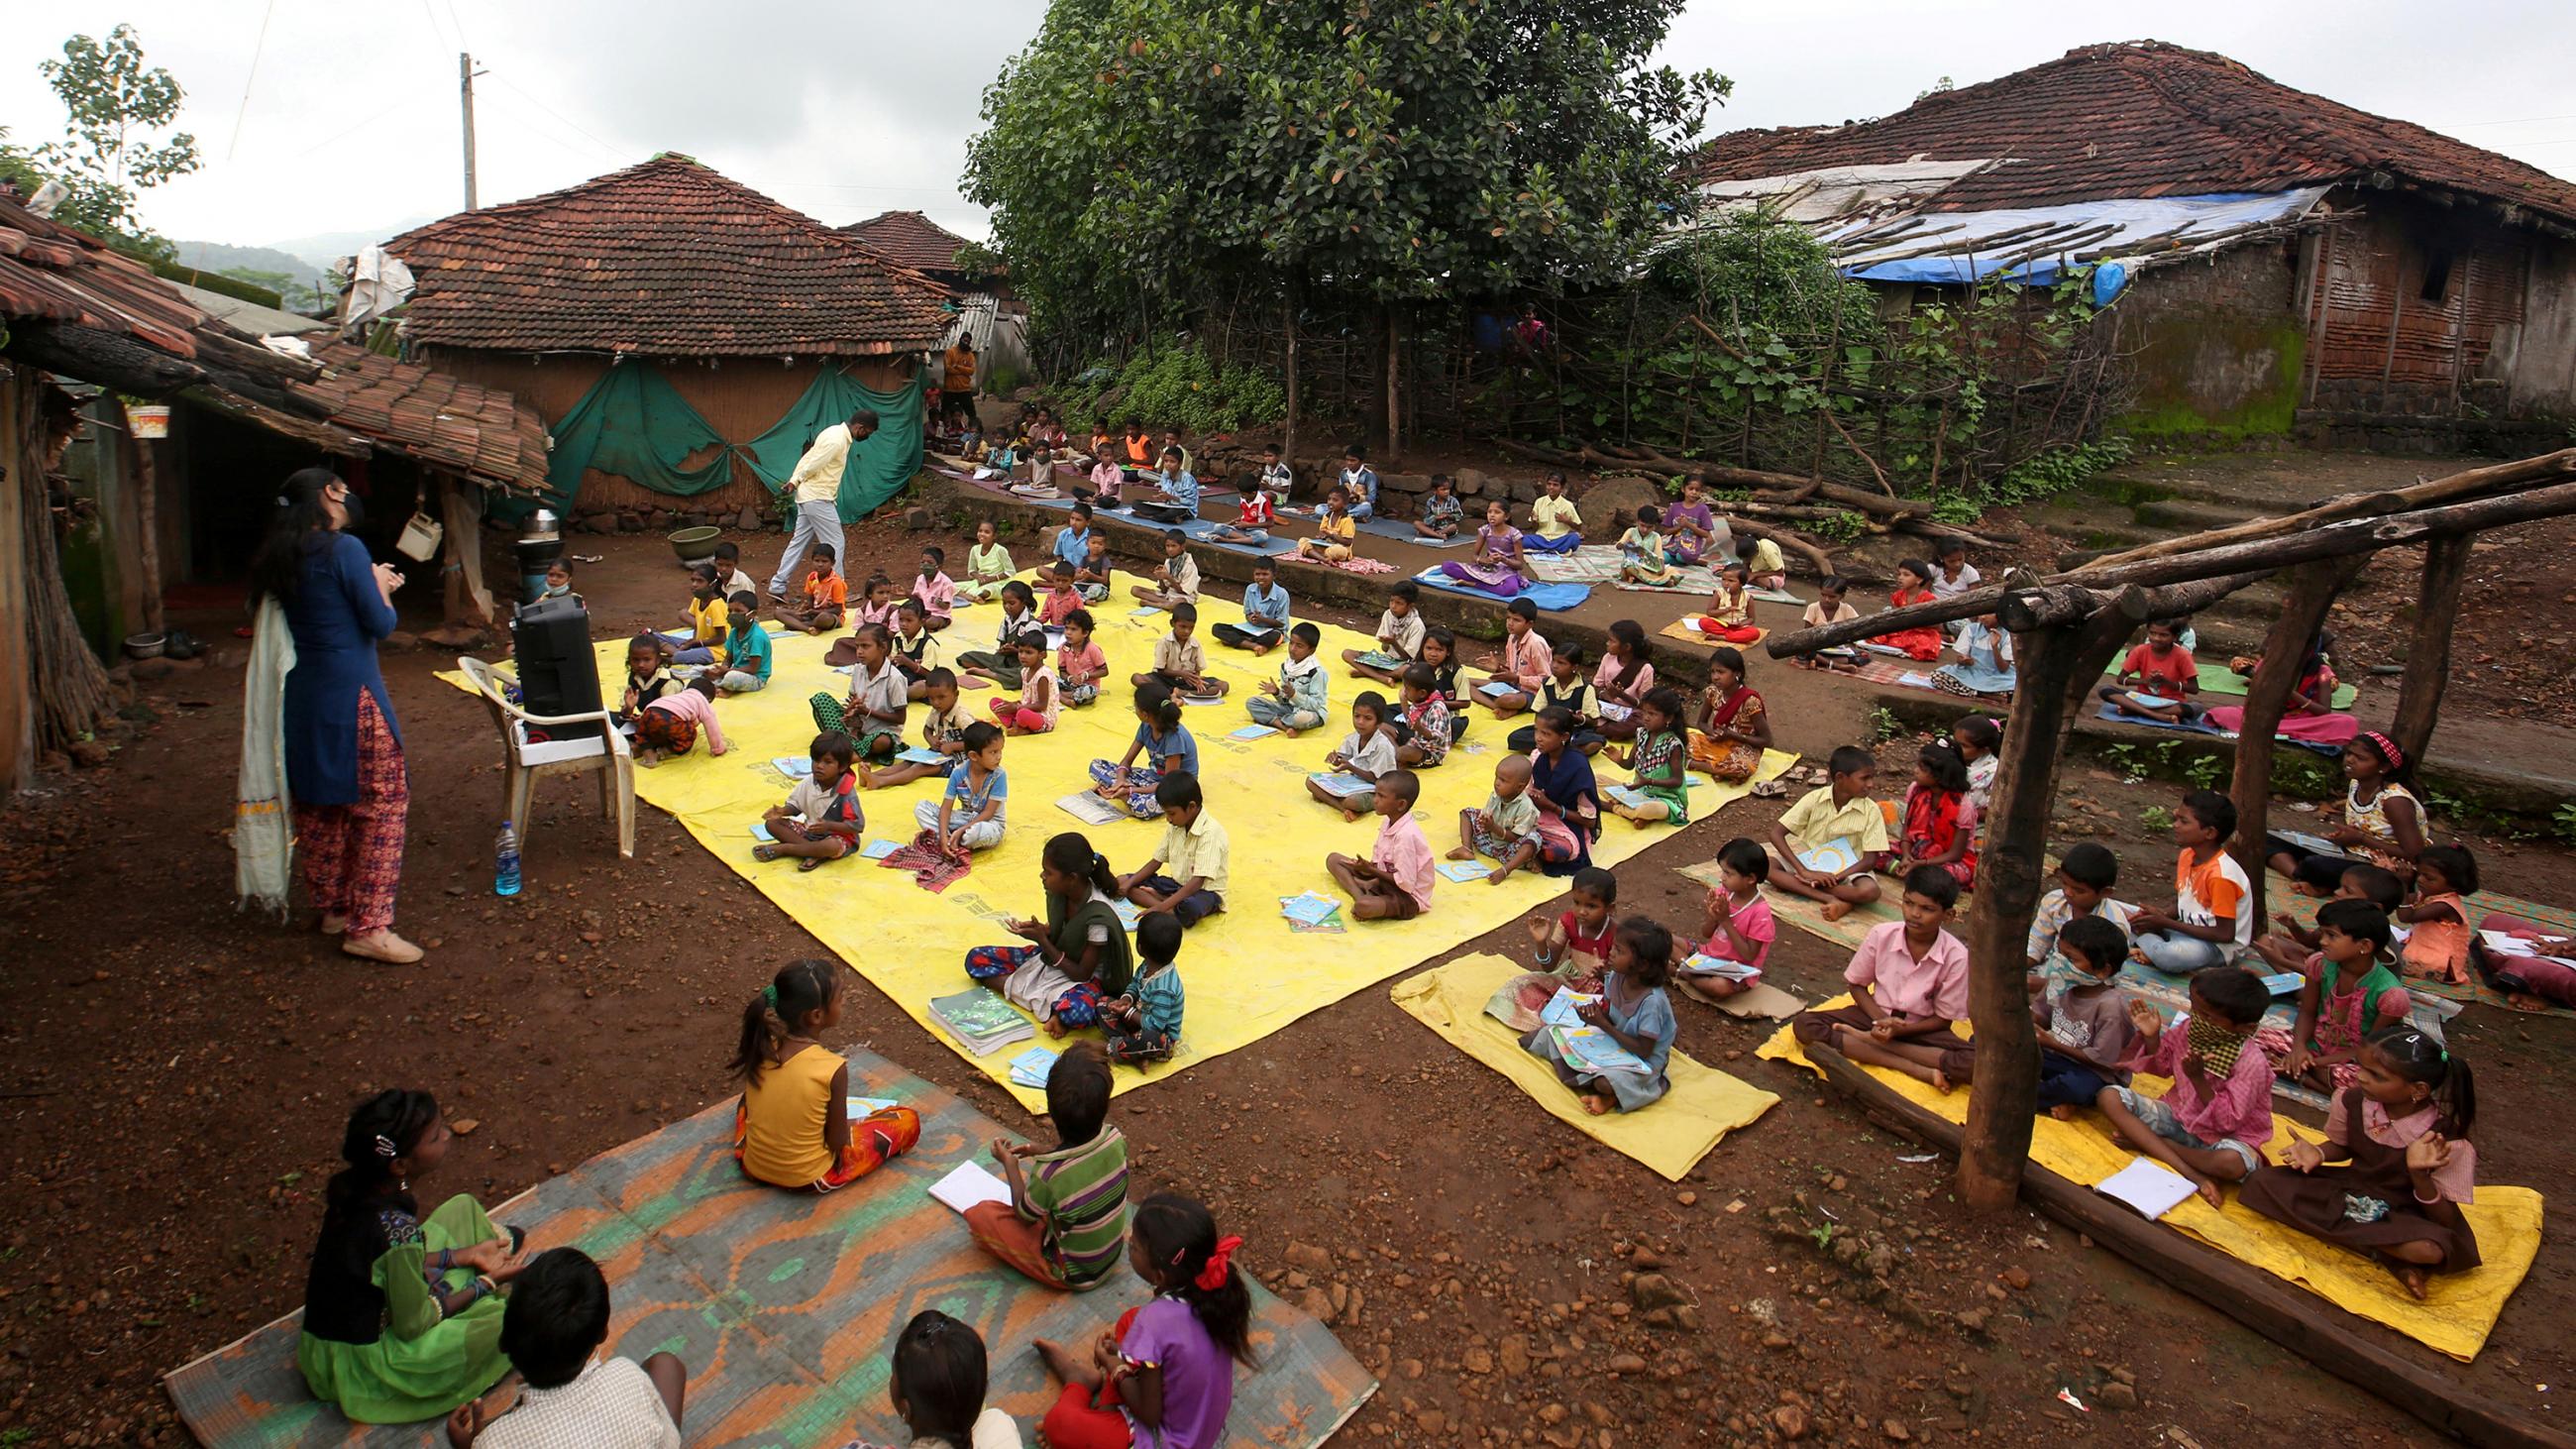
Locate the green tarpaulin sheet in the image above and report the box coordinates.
[740,367,926,522]
[510,362,926,524]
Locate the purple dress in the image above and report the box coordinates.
[1123,1295,1234,1448]
[1438,523,1527,597]
[1664,502,1718,564]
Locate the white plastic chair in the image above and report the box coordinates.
[456,655,635,859]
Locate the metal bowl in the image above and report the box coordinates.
[123,631,167,659]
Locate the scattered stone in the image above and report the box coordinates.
[1999,1266,2032,1291]
[1297,1286,1336,1323]
[1771,1402,1811,1441]
[736,507,763,530]
[904,505,936,531]
[1286,1242,1333,1272]
[1606,1353,1647,1375]
[1463,1347,1493,1375]
[1629,1274,1690,1312]
[1883,1418,1911,1441]
[1414,1409,1447,1435]
[1499,1335,1531,1376]
[2094,1381,2138,1410]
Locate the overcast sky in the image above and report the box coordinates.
[8,0,2574,256]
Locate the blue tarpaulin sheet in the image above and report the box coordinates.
[1830,188,2327,301]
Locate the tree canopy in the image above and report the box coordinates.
[964,0,1727,354]
[5,25,201,262]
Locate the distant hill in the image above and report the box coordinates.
[266,217,436,274]
[171,239,330,283]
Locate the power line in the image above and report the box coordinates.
[225,0,280,162]
[486,71,627,164]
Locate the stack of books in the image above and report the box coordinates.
[928,989,1035,1056]
[1008,1047,1060,1090]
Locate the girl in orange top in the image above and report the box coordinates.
[1870,559,1944,662]
[731,960,920,1191]
[2398,845,2478,986]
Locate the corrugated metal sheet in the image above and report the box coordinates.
[2308,208,2526,410]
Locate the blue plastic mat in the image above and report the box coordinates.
[1411,570,1592,612]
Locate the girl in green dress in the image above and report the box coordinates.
[298,1089,531,1423]
[1607,688,1694,829]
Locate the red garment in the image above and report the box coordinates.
[2120,642,2197,693]
[1041,1307,1146,1449]
[1236,493,1277,529]
[1875,587,1943,661]
[1690,617,1762,643]
[295,690,408,933]
[1901,782,1977,881]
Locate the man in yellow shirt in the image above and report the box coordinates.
[767,407,879,601]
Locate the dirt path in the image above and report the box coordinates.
[1,516,2558,1447]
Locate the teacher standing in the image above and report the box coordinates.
[766,407,879,604]
[247,467,423,964]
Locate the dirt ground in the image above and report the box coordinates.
[2,502,2571,1448]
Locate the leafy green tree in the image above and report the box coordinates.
[25,25,202,261]
[965,0,1726,449]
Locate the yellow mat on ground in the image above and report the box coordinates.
[448,589,1792,1111]
[1758,996,2541,1362]
[1656,619,1766,649]
[1390,952,1778,1179]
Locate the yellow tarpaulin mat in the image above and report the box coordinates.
[1391,952,1779,1179]
[450,588,1792,1110]
[1759,997,2541,1361]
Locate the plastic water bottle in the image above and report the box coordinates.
[495,822,522,898]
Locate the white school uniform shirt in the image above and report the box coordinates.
[477,1358,681,1449]
[1338,728,1398,776]
[1375,609,1426,658]
[1930,562,1982,601]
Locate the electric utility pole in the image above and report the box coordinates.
[459,53,485,210]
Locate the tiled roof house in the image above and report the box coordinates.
[388,157,956,512]
[1687,42,2576,446]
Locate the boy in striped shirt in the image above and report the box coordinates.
[967,1045,1130,1290]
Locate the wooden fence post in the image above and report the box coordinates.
[2389,534,2470,769]
[2226,556,2367,926]
[1957,608,2131,1208]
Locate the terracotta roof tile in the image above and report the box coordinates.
[387,156,956,357]
[1689,41,2576,228]
[840,209,976,274]
[286,341,551,495]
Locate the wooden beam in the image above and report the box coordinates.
[1802,1043,2576,1449]
[1957,608,2133,1207]
[119,401,166,634]
[2075,447,2576,573]
[1764,475,2576,657]
[2227,557,2368,926]
[2389,535,2470,770]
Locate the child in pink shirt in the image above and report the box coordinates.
[635,676,727,766]
[1326,770,1434,921]
[1790,866,1969,1085]
[2100,966,2277,1209]
[1680,836,1775,1004]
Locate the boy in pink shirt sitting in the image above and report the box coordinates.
[1790,866,1969,1083]
[1327,770,1435,921]
[2097,965,2276,1209]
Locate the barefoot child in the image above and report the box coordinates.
[1391,664,1451,771]
[965,834,1133,1038]
[674,563,728,666]
[2130,790,2252,973]
[1038,562,1084,626]
[2097,966,2276,1209]
[2099,617,2200,721]
[1307,693,1396,820]
[992,631,1059,734]
[1869,561,1943,661]
[618,635,678,726]
[2279,900,2414,1094]
[1605,687,1691,829]
[2264,731,2423,891]
[1132,602,1227,697]
[957,582,1037,690]
[1075,532,1116,604]
[1414,474,1463,539]
[1325,770,1435,920]
[1678,837,1774,1003]
[862,670,972,790]
[1592,619,1655,742]
[1767,745,1889,919]
[1888,740,1978,889]
[1128,531,1202,611]
[1527,866,1617,990]
[1246,623,1328,735]
[1472,598,1553,718]
[635,676,727,768]
[966,1043,1130,1292]
[1033,1194,1249,1449]
[1211,561,1289,652]
[1691,562,1762,644]
[1295,487,1358,563]
[1118,775,1229,928]
[1341,581,1424,683]
[1057,611,1108,708]
[717,593,772,694]
[811,623,907,759]
[1100,914,1187,1063]
[1208,475,1276,545]
[849,572,901,632]
[450,1248,688,1448]
[2240,1027,2480,1298]
[756,731,863,869]
[1952,715,2001,818]
[917,723,1009,855]
[1792,577,1861,670]
[780,544,847,634]
[730,960,921,1191]
[1525,471,1583,553]
[1091,690,1198,820]
[2029,915,2136,1114]
[1522,916,1678,1114]
[1615,505,1679,586]
[1450,754,1541,884]
[960,519,1015,604]
[1504,646,1604,753]
[1791,866,1970,1088]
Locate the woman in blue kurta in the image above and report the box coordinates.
[250,469,422,963]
